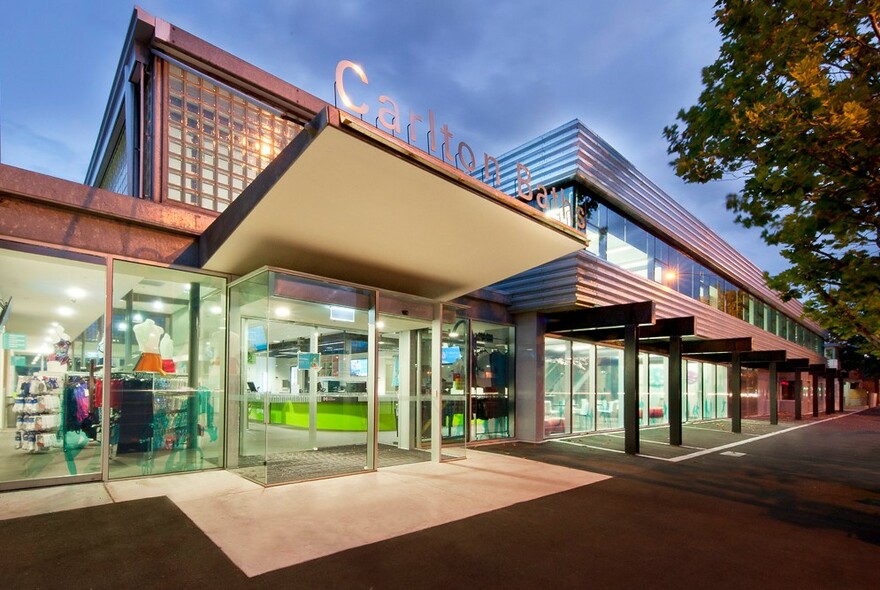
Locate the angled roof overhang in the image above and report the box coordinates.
[200,108,587,300]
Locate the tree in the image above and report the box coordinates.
[664,0,880,355]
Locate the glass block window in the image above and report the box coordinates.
[165,63,302,212]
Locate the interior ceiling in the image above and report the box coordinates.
[0,250,221,356]
[0,250,106,355]
[202,122,586,300]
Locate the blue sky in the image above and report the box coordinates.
[0,0,786,275]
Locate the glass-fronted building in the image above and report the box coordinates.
[0,8,833,492]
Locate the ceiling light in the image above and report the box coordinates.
[376,321,385,329]
[66,287,87,300]
[117,322,128,331]
[133,313,144,322]
[152,300,164,311]
[275,307,291,318]
[57,306,74,317]
[210,305,223,315]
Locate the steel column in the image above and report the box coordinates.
[624,323,639,455]
[812,374,820,418]
[825,375,835,414]
[668,335,682,446]
[794,370,803,420]
[731,351,742,433]
[769,361,778,425]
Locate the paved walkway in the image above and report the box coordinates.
[2,408,878,588]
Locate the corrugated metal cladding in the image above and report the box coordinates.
[498,252,824,363]
[479,119,820,333]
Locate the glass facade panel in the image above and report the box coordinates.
[569,185,824,354]
[99,127,128,195]
[109,261,226,479]
[596,345,623,430]
[702,363,717,419]
[647,355,668,424]
[165,63,302,211]
[685,360,703,422]
[544,338,570,436]
[470,321,514,441]
[0,248,106,486]
[572,342,595,432]
[716,365,729,418]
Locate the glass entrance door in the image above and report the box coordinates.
[227,270,374,484]
[376,312,433,468]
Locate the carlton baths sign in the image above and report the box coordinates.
[335,60,590,231]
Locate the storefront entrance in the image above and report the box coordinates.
[225,269,465,485]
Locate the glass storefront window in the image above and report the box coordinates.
[572,342,595,432]
[108,261,226,479]
[470,321,514,441]
[596,345,623,430]
[685,360,703,422]
[648,355,668,425]
[1,247,107,487]
[702,363,717,419]
[544,338,570,436]
[716,364,729,418]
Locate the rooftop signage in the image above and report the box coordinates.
[335,60,590,232]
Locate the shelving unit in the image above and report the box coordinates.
[12,373,64,453]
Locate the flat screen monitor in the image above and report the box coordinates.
[350,358,368,377]
[246,381,258,392]
[441,345,462,365]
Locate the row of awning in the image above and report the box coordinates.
[545,301,841,454]
[545,300,836,374]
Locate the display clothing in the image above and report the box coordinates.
[135,352,165,374]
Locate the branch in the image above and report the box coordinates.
[870,13,880,48]
[815,288,880,350]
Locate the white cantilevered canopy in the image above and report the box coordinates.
[200,108,586,300]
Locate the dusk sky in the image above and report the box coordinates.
[0,0,786,275]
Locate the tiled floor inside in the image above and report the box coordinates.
[0,449,608,577]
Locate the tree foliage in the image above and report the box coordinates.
[665,0,880,355]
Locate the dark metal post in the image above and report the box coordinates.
[668,335,682,446]
[187,283,201,454]
[731,351,742,433]
[812,374,820,417]
[624,323,639,455]
[825,375,834,414]
[769,362,778,425]
[794,370,802,420]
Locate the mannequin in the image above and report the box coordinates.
[160,333,176,374]
[47,325,71,371]
[133,318,165,374]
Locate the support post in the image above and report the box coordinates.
[624,323,639,455]
[794,370,803,420]
[825,375,835,414]
[668,335,682,446]
[769,362,778,425]
[839,377,845,412]
[187,283,200,456]
[731,351,742,433]
[812,374,820,418]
